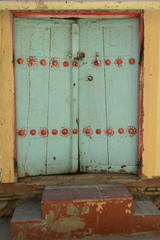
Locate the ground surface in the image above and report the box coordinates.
[1,218,160,240]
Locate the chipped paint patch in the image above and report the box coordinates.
[125,209,132,214]
[67,204,80,216]
[81,205,90,215]
[51,216,85,233]
[45,209,85,234]
[96,201,106,214]
[128,202,132,208]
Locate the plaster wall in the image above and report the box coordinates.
[143,10,160,178]
[0,3,160,182]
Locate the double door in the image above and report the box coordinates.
[14,17,139,177]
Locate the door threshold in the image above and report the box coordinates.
[18,173,139,185]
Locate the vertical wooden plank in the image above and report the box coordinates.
[104,18,139,173]
[46,19,78,174]
[0,11,15,183]
[71,23,79,172]
[79,19,109,172]
[14,18,50,176]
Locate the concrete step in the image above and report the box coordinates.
[41,184,133,219]
[11,199,41,240]
[10,185,160,240]
[11,199,41,223]
[134,200,160,215]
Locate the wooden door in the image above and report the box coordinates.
[14,17,140,177]
[14,18,79,176]
[79,18,139,173]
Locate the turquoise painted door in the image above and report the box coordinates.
[14,18,79,176]
[14,17,139,177]
[79,18,139,173]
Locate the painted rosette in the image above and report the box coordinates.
[39,128,49,138]
[60,128,69,137]
[83,126,93,136]
[27,56,38,66]
[105,127,114,136]
[127,126,137,137]
[115,57,124,67]
[51,58,59,67]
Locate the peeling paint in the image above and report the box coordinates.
[128,202,132,208]
[45,209,85,234]
[96,201,106,214]
[46,210,56,227]
[81,205,90,215]
[50,216,85,233]
[36,1,48,10]
[67,204,80,216]
[67,204,90,216]
[125,209,132,214]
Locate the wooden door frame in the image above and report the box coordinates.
[12,10,144,178]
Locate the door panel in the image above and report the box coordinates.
[14,18,78,177]
[78,19,109,172]
[15,18,51,176]
[46,22,79,174]
[79,18,139,173]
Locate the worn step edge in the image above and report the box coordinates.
[11,199,41,223]
[42,184,133,201]
[134,200,160,216]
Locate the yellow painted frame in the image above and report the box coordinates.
[0,1,160,10]
[0,11,15,183]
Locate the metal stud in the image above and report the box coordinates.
[52,129,58,135]
[118,128,124,134]
[72,61,78,67]
[105,59,111,66]
[73,129,78,134]
[106,128,114,136]
[17,129,26,137]
[93,61,100,67]
[30,129,36,135]
[96,129,102,134]
[17,58,24,64]
[129,58,135,65]
[63,61,69,67]
[40,59,47,66]
[62,129,69,135]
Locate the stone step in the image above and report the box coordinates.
[10,185,160,239]
[41,184,133,219]
[11,199,41,223]
[11,199,41,240]
[134,200,160,215]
